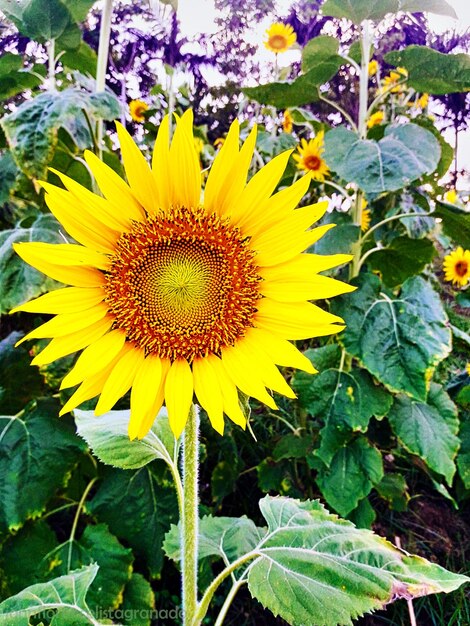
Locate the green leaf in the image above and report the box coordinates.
[385,46,470,94]
[457,412,470,489]
[347,497,376,529]
[332,274,451,401]
[0,332,44,414]
[121,574,155,626]
[1,88,120,178]
[434,202,470,249]
[47,524,133,613]
[322,0,399,23]
[388,384,460,484]
[89,467,178,577]
[257,458,286,492]
[313,211,360,256]
[61,42,97,75]
[301,35,344,74]
[324,124,441,192]
[0,214,63,314]
[0,53,42,101]
[0,564,99,626]
[61,0,95,22]
[0,398,85,532]
[317,437,384,515]
[247,496,469,626]
[366,235,436,287]
[273,434,313,461]
[75,408,179,470]
[0,0,72,41]
[163,515,265,563]
[0,151,18,204]
[211,459,238,502]
[376,473,409,511]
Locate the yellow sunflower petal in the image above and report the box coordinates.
[220,345,278,410]
[13,242,110,270]
[164,358,194,439]
[60,330,127,389]
[84,150,145,222]
[204,120,240,213]
[94,345,145,415]
[192,357,224,435]
[59,354,121,416]
[17,302,109,344]
[207,355,246,427]
[115,121,161,214]
[40,183,118,253]
[9,287,104,315]
[152,115,171,212]
[168,111,201,209]
[49,168,130,232]
[135,359,171,439]
[128,354,163,440]
[258,253,352,282]
[254,299,344,339]
[31,316,114,366]
[243,327,316,374]
[261,273,356,302]
[13,243,107,287]
[255,223,336,267]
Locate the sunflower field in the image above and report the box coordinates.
[0,0,470,625]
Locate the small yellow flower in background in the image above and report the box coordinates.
[12,111,353,440]
[282,110,293,133]
[293,131,329,181]
[466,363,470,376]
[368,60,378,76]
[129,100,148,123]
[361,200,371,232]
[264,23,296,53]
[383,67,408,93]
[444,189,458,204]
[417,93,429,108]
[194,137,204,155]
[214,137,225,149]
[443,247,470,287]
[367,111,385,129]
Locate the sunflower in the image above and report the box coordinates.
[443,247,470,287]
[12,111,353,439]
[293,132,329,181]
[129,100,148,123]
[282,110,293,133]
[368,60,378,77]
[367,111,384,129]
[264,23,296,53]
[361,200,371,232]
[382,67,408,93]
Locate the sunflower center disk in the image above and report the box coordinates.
[269,34,287,49]
[455,260,468,277]
[105,206,261,361]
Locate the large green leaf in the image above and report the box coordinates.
[0,54,42,101]
[0,0,72,41]
[45,524,133,613]
[434,201,470,249]
[1,88,120,178]
[0,565,100,626]
[0,398,85,532]
[88,467,178,577]
[366,235,436,287]
[243,36,344,108]
[0,151,18,204]
[163,515,265,563]
[324,124,441,192]
[0,332,44,414]
[400,0,456,17]
[385,46,470,94]
[121,573,155,626]
[75,408,179,470]
[457,411,470,489]
[388,384,460,484]
[331,274,451,401]
[316,437,384,515]
[247,496,469,626]
[321,0,399,23]
[0,214,63,314]
[293,363,392,465]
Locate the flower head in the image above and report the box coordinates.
[443,247,470,287]
[282,110,294,133]
[293,131,329,181]
[361,200,371,232]
[367,111,385,129]
[444,189,458,204]
[466,363,470,376]
[368,60,378,76]
[383,67,408,93]
[12,112,352,439]
[264,23,296,53]
[129,100,148,123]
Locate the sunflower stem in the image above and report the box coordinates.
[47,39,56,90]
[95,0,114,157]
[182,404,200,625]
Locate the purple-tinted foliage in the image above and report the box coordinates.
[214,0,275,32]
[283,0,329,47]
[374,13,428,63]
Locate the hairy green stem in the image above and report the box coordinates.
[360,211,434,245]
[182,404,200,625]
[95,0,114,155]
[47,39,56,90]
[67,477,97,571]
[214,578,248,626]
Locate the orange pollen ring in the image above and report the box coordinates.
[104,206,262,361]
[455,260,468,277]
[304,155,321,171]
[269,34,288,49]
